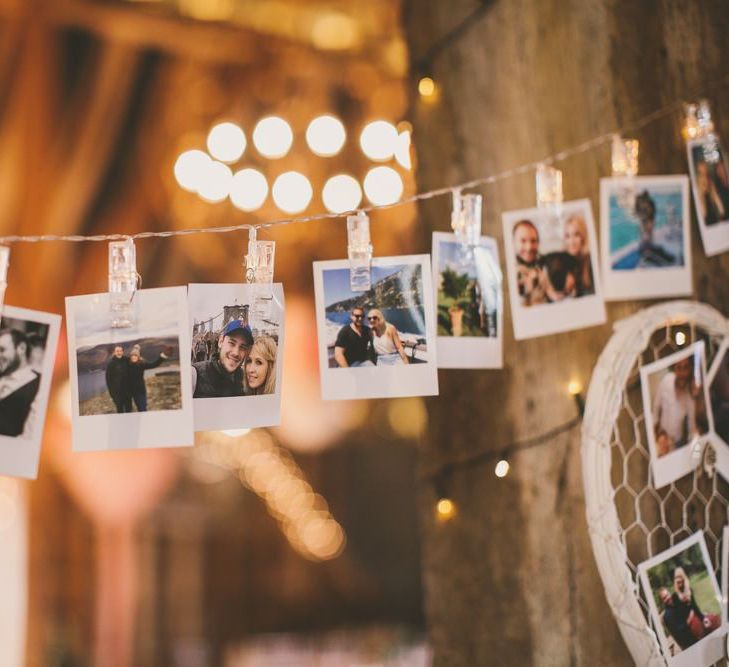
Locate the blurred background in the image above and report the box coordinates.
[0,0,429,665]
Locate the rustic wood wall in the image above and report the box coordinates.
[403,1,729,664]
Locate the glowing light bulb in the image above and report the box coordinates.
[363,166,403,206]
[272,171,313,213]
[253,116,293,159]
[359,120,398,161]
[197,160,233,203]
[229,168,268,211]
[567,380,583,396]
[306,115,346,156]
[174,149,212,192]
[675,331,687,346]
[418,76,436,98]
[435,497,456,521]
[495,459,510,478]
[322,174,362,213]
[207,122,246,163]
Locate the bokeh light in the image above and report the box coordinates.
[675,331,687,346]
[272,171,313,213]
[253,116,293,159]
[418,76,436,98]
[229,168,269,211]
[174,149,212,192]
[311,12,360,51]
[359,120,398,161]
[394,130,412,170]
[206,122,246,163]
[198,160,233,203]
[495,459,510,478]
[306,115,346,156]
[567,379,583,396]
[322,174,362,213]
[435,498,456,522]
[363,166,403,205]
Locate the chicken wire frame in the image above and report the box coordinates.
[582,300,729,666]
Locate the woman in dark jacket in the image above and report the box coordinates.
[127,345,169,412]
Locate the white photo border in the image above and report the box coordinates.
[707,337,729,483]
[640,340,715,489]
[313,254,439,401]
[502,198,607,340]
[188,283,285,431]
[0,305,61,479]
[65,286,194,452]
[686,137,729,257]
[600,175,692,301]
[431,231,503,369]
[638,531,726,667]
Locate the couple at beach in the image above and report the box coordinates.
[334,306,409,367]
[191,319,277,397]
[105,343,171,413]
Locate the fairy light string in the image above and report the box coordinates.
[1,72,728,245]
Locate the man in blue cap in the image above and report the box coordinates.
[191,319,253,398]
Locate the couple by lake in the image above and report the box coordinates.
[105,343,171,413]
[334,306,410,367]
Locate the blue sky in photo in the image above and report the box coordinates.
[322,265,406,306]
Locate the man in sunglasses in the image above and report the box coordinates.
[333,306,375,368]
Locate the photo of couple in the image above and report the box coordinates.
[314,256,438,401]
[640,533,722,662]
[104,342,176,414]
[78,336,181,416]
[502,200,606,340]
[511,214,595,306]
[191,317,277,397]
[641,341,714,489]
[687,138,729,256]
[0,317,50,437]
[322,264,429,369]
[188,283,284,432]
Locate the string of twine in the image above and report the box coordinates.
[2,72,728,245]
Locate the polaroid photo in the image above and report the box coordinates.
[431,232,503,369]
[65,286,193,451]
[188,283,285,431]
[722,526,729,623]
[638,531,725,667]
[502,198,606,340]
[686,137,729,257]
[707,338,729,482]
[600,175,692,300]
[313,254,438,401]
[640,341,714,489]
[0,306,60,478]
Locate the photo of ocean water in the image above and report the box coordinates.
[609,184,684,269]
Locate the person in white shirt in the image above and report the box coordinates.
[652,356,698,455]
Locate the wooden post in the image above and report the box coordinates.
[403,1,729,664]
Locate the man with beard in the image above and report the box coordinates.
[191,319,253,398]
[0,328,41,436]
[106,344,132,413]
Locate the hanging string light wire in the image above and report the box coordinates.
[1,73,728,245]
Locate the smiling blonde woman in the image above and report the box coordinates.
[243,336,277,395]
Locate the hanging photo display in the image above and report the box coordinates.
[431,231,502,369]
[313,255,438,400]
[686,137,729,257]
[600,175,692,300]
[188,283,284,431]
[707,337,729,479]
[0,306,60,478]
[65,286,193,451]
[638,531,724,667]
[502,198,606,340]
[640,341,714,489]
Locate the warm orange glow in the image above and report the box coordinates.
[436,498,456,521]
[418,76,436,97]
